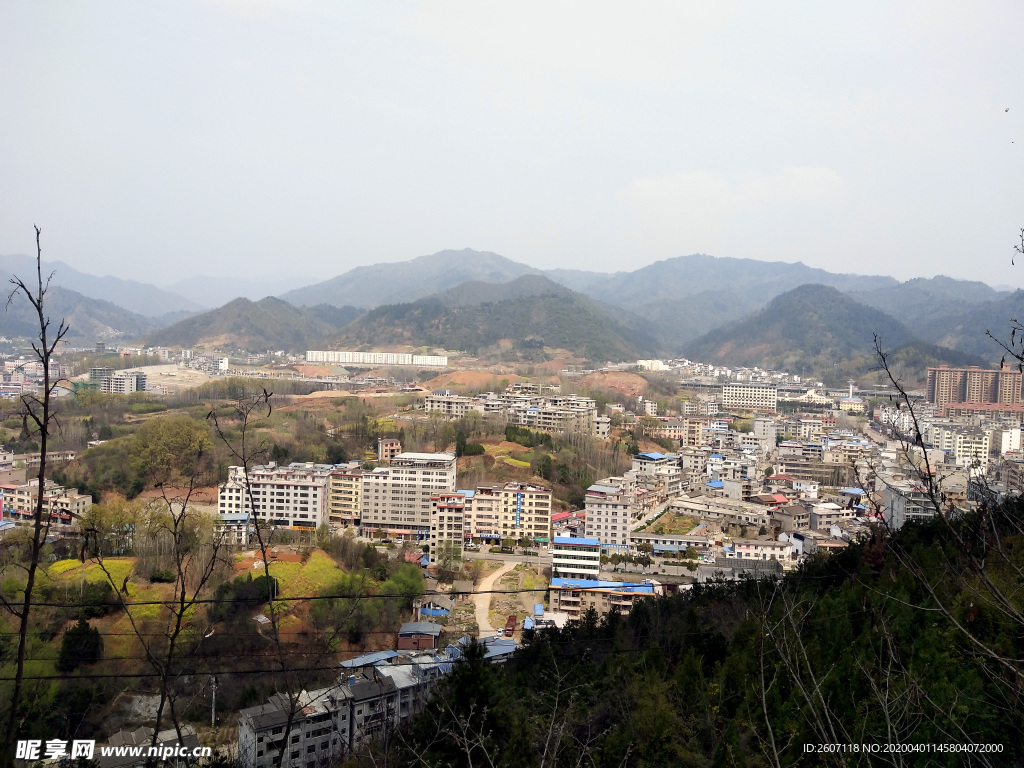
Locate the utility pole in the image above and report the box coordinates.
[210,676,217,728]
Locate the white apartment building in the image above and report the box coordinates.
[550,536,601,580]
[428,492,465,564]
[218,462,332,531]
[306,350,448,367]
[101,370,147,394]
[424,390,599,435]
[499,482,553,544]
[360,452,457,539]
[583,479,634,550]
[722,383,778,413]
[884,483,941,530]
[732,538,791,562]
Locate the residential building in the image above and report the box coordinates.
[428,492,465,564]
[1,478,92,527]
[424,388,599,436]
[696,557,783,583]
[462,485,501,544]
[238,663,440,768]
[583,479,634,550]
[101,370,147,394]
[551,536,601,580]
[328,467,363,528]
[377,438,402,463]
[722,383,778,413]
[731,538,791,562]
[360,452,457,539]
[498,482,552,544]
[306,350,448,366]
[926,364,1022,409]
[218,462,332,531]
[549,578,658,621]
[884,483,941,530]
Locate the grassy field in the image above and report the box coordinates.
[641,513,700,535]
[268,550,347,599]
[48,558,136,589]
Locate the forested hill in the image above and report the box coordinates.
[331,289,662,362]
[682,283,989,374]
[372,505,1024,766]
[143,297,362,351]
[0,281,158,342]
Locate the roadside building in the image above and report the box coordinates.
[549,578,659,621]
[360,452,457,540]
[499,482,552,545]
[219,462,331,532]
[550,536,601,580]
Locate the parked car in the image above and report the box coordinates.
[504,615,517,637]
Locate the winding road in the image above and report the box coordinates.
[473,560,517,635]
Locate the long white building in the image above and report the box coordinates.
[218,462,333,531]
[306,350,448,367]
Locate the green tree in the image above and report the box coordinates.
[326,443,347,464]
[57,617,103,672]
[534,453,553,481]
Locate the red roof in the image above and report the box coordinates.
[772,493,789,503]
[551,512,572,522]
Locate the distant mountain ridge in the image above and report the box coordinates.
[0,279,158,342]
[0,255,202,317]
[144,297,362,352]
[279,249,543,308]
[682,284,988,374]
[331,282,661,362]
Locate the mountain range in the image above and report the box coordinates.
[1,247,1019,377]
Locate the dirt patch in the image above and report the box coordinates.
[137,486,219,505]
[291,364,335,377]
[580,371,649,399]
[420,370,524,392]
[233,547,304,572]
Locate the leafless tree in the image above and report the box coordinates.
[90,482,226,755]
[1,227,70,759]
[207,390,307,763]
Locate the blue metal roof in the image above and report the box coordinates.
[553,536,599,546]
[341,650,400,668]
[636,452,669,460]
[550,578,655,593]
[523,617,534,630]
[710,453,723,459]
[706,480,724,489]
[840,488,866,495]
[533,603,544,616]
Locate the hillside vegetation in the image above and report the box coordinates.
[682,284,988,377]
[369,506,1024,767]
[143,296,362,351]
[333,291,661,363]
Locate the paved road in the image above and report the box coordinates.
[473,560,517,635]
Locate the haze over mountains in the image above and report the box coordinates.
[1,247,1020,376]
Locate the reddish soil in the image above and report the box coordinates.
[420,370,524,391]
[234,547,303,573]
[136,486,219,504]
[291,364,334,377]
[579,371,649,399]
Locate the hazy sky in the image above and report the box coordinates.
[1,1,1022,288]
